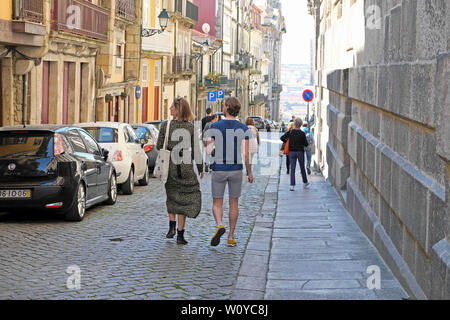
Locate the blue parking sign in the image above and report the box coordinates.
[217,90,225,99]
[208,92,217,102]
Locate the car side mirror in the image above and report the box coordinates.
[102,148,109,160]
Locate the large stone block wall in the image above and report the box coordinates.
[313,0,449,299]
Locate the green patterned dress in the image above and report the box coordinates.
[156,120,203,218]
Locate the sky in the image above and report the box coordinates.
[280,0,315,66]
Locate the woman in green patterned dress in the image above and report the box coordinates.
[156,97,204,245]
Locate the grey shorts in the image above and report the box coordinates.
[211,170,243,199]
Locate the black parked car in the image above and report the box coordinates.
[0,125,117,221]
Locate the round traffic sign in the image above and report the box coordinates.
[303,89,314,102]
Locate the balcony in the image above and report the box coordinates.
[10,0,46,39]
[51,0,109,41]
[250,94,265,105]
[272,83,283,93]
[116,0,136,21]
[172,54,194,75]
[172,0,198,25]
[13,0,44,24]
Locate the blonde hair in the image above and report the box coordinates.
[287,123,295,131]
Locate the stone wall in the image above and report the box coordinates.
[312,0,449,299]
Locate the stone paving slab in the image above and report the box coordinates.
[263,170,409,300]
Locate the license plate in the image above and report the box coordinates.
[0,189,31,199]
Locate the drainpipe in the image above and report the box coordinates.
[22,73,28,127]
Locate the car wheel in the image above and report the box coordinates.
[104,173,117,205]
[65,182,86,221]
[121,167,134,195]
[139,166,149,186]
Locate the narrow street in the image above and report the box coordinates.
[0,132,408,300]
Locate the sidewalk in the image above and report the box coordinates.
[232,160,409,300]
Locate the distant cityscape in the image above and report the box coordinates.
[280,64,313,123]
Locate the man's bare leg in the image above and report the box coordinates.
[228,197,239,240]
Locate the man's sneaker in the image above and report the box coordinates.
[304,182,311,188]
[211,225,226,246]
[290,185,295,191]
[227,239,237,247]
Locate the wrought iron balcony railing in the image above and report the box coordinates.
[51,0,109,41]
[13,0,44,24]
[172,54,194,74]
[116,0,136,21]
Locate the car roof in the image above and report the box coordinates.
[76,122,126,129]
[0,124,75,132]
[132,123,155,128]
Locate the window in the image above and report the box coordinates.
[123,126,131,143]
[79,130,101,155]
[83,127,119,143]
[134,127,151,140]
[66,130,88,153]
[0,133,53,159]
[126,126,139,143]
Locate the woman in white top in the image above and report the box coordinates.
[244,118,260,175]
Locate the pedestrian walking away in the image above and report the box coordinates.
[244,117,260,176]
[157,97,204,245]
[206,97,255,247]
[280,118,310,191]
[202,114,219,173]
[201,107,214,132]
[280,122,294,175]
[302,123,315,175]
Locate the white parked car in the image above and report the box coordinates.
[76,122,149,195]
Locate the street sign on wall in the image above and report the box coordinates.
[217,90,225,99]
[135,86,142,100]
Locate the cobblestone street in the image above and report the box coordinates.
[0,133,282,300]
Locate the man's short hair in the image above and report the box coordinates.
[224,97,241,117]
[206,108,212,115]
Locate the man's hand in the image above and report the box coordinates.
[199,172,204,180]
[248,173,254,183]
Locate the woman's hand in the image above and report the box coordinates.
[199,172,204,180]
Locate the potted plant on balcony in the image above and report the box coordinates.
[198,81,204,90]
[105,94,113,102]
[120,92,128,99]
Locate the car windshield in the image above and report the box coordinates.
[133,127,149,139]
[83,127,118,143]
[0,132,53,159]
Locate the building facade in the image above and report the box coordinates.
[96,0,142,124]
[308,0,450,299]
[260,0,285,122]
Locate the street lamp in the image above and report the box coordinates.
[141,9,170,37]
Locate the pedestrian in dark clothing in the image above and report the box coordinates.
[157,97,204,245]
[280,122,294,174]
[201,108,214,131]
[280,118,310,190]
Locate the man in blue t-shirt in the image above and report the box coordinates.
[205,97,254,247]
